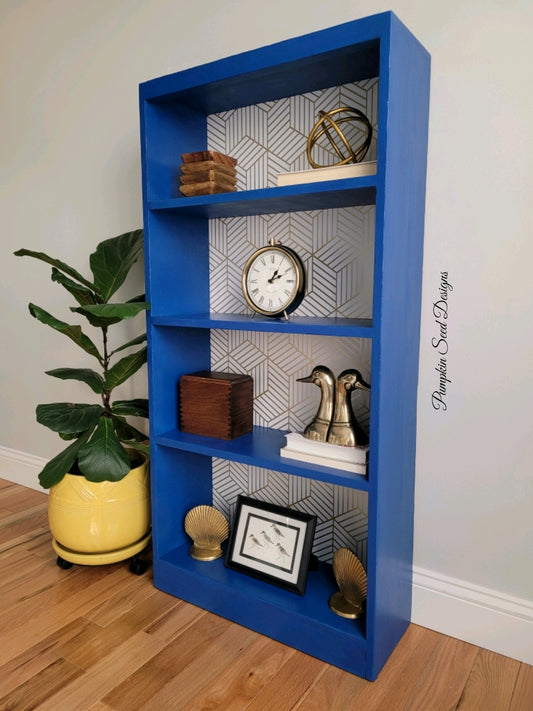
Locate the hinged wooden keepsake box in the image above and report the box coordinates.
[179,371,253,440]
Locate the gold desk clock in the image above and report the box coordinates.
[242,238,306,320]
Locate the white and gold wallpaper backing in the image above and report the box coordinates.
[207,79,378,565]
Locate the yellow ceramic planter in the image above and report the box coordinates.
[48,453,150,565]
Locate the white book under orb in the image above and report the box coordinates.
[280,432,369,474]
[277,161,377,186]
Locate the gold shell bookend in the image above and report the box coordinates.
[184,505,229,561]
[329,547,367,619]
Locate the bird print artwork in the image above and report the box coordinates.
[298,366,370,446]
[260,529,275,545]
[248,533,264,548]
[276,542,290,558]
[270,523,285,538]
[243,514,295,570]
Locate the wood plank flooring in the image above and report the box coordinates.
[0,477,531,711]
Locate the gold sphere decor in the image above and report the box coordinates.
[329,547,368,619]
[184,505,229,561]
[306,106,373,169]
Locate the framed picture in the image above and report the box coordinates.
[225,496,317,595]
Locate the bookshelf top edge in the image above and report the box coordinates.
[138,15,393,111]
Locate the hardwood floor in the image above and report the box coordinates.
[0,477,531,711]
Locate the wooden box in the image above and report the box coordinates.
[179,371,253,440]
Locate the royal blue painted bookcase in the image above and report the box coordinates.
[139,11,430,680]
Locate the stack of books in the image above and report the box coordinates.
[179,151,238,196]
[280,432,368,474]
[277,161,376,186]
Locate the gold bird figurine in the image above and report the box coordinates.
[297,365,335,442]
[327,369,370,447]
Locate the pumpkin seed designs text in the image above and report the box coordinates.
[431,272,453,411]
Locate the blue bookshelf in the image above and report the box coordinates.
[155,426,371,492]
[139,11,430,680]
[148,179,377,216]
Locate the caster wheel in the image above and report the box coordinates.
[129,556,148,575]
[56,556,73,569]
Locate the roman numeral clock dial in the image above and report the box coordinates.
[242,238,306,319]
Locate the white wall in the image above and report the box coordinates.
[1,0,531,663]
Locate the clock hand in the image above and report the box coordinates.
[268,269,280,284]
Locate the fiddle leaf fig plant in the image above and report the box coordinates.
[15,230,150,489]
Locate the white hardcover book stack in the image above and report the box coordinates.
[280,432,368,474]
[277,161,376,186]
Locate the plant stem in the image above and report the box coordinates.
[101,325,112,415]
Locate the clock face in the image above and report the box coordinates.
[242,244,306,318]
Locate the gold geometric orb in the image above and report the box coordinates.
[306,106,373,169]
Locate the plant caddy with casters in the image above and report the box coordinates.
[15,230,151,572]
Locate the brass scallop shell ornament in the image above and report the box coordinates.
[184,505,229,561]
[329,547,367,619]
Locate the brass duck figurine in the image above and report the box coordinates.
[327,369,370,447]
[297,365,335,442]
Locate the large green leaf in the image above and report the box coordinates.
[36,402,104,433]
[58,431,83,441]
[71,302,149,326]
[69,306,122,328]
[112,398,149,418]
[38,430,92,489]
[127,293,147,304]
[109,333,147,356]
[123,441,150,458]
[78,418,131,482]
[90,230,144,303]
[45,368,105,394]
[51,268,98,307]
[112,415,148,442]
[105,347,147,391]
[14,248,96,291]
[28,303,102,363]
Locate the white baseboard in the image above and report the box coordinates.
[0,445,47,493]
[412,565,533,665]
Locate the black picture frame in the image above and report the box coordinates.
[225,495,317,595]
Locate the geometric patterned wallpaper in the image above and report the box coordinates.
[209,207,375,320]
[207,79,379,188]
[207,79,379,564]
[210,332,371,566]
